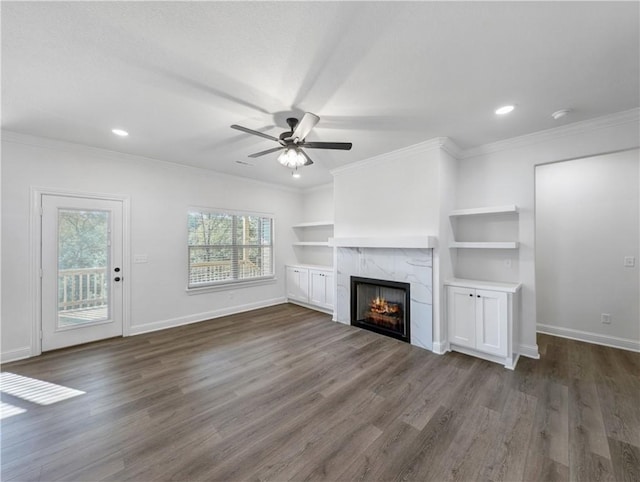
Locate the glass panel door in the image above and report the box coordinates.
[41,194,123,352]
[57,209,110,328]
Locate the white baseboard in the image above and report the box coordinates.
[537,324,640,353]
[1,346,33,364]
[431,340,448,355]
[517,343,540,359]
[286,299,333,316]
[128,297,287,336]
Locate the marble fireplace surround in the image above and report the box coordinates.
[331,236,436,351]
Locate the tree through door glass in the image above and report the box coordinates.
[57,209,110,328]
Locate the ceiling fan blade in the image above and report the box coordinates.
[299,141,352,150]
[248,146,284,158]
[290,112,320,142]
[299,150,314,166]
[231,124,279,142]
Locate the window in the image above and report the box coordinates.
[188,210,274,289]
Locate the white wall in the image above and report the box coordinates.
[301,183,334,222]
[456,109,640,356]
[536,149,639,349]
[333,141,442,238]
[1,133,302,361]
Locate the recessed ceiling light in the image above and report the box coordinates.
[551,109,570,120]
[495,105,515,115]
[111,128,129,137]
[292,171,301,179]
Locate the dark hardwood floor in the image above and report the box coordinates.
[2,303,639,481]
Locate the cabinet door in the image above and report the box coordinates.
[447,286,476,348]
[324,271,334,309]
[309,270,334,310]
[286,267,309,302]
[475,289,508,356]
[309,270,325,306]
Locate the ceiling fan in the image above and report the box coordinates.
[231,112,352,169]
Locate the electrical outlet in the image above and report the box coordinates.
[624,256,636,267]
[601,313,611,324]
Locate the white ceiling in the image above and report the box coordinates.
[2,2,638,188]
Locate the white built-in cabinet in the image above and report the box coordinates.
[288,220,334,313]
[286,265,334,314]
[446,279,521,369]
[286,266,309,302]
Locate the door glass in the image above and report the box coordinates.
[57,209,110,328]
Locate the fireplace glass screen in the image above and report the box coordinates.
[351,277,410,343]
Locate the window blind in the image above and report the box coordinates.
[188,210,274,288]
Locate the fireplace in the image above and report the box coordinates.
[351,276,410,343]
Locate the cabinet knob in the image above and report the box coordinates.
[477,295,481,298]
[469,293,473,297]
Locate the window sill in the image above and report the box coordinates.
[186,277,277,295]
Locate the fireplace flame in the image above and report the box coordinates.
[370,296,400,315]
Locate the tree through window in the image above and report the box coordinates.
[188,210,274,288]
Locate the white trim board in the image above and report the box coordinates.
[517,343,541,359]
[330,137,462,176]
[537,324,640,353]
[128,297,287,336]
[462,108,640,160]
[1,347,33,364]
[329,235,437,248]
[431,340,448,355]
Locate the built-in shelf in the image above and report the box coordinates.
[292,241,330,247]
[449,241,519,249]
[449,205,519,217]
[449,205,519,250]
[329,236,437,249]
[292,221,334,228]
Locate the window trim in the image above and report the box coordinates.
[186,207,275,291]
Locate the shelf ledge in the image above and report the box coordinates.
[292,221,334,228]
[292,241,330,247]
[445,278,522,293]
[450,241,519,249]
[329,236,437,249]
[449,205,518,217]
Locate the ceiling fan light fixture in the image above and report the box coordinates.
[278,147,306,168]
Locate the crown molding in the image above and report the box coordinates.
[461,108,640,160]
[330,137,461,177]
[302,182,333,194]
[440,137,464,159]
[1,130,303,194]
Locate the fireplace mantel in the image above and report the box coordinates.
[328,236,437,249]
